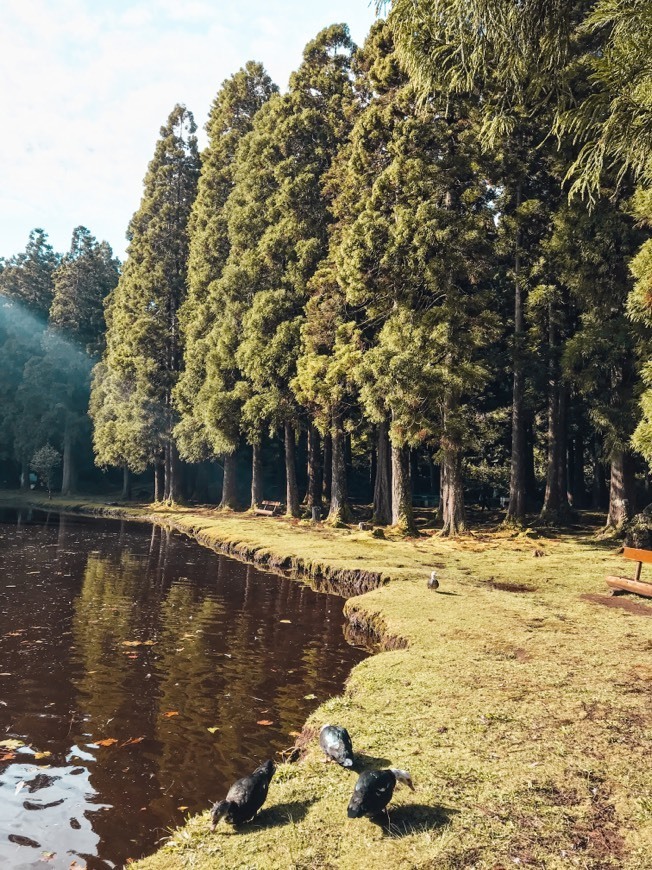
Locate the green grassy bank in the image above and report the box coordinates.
[3,492,652,868]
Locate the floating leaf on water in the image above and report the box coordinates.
[177,805,188,811]
[0,752,17,762]
[256,720,274,726]
[0,739,24,750]
[207,727,219,734]
[34,751,52,760]
[15,780,26,794]
[96,738,118,747]
[163,711,179,718]
[289,731,301,738]
[279,619,292,624]
[303,694,317,700]
[41,852,56,862]
[121,737,145,747]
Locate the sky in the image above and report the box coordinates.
[0,0,378,262]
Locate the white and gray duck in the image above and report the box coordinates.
[347,768,414,819]
[319,724,354,767]
[210,759,275,830]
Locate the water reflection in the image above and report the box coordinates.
[0,509,366,868]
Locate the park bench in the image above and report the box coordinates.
[253,500,284,517]
[606,547,652,598]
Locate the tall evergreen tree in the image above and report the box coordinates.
[173,62,277,509]
[91,105,199,501]
[334,22,497,535]
[0,229,59,317]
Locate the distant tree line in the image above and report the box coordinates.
[2,12,652,534]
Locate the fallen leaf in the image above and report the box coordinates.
[34,751,52,760]
[177,805,188,811]
[256,720,274,726]
[163,711,179,718]
[121,737,145,747]
[0,752,17,762]
[207,727,219,734]
[279,619,292,624]
[289,731,301,737]
[96,738,118,747]
[40,852,56,861]
[303,694,317,700]
[0,739,24,750]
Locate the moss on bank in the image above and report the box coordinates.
[3,492,652,868]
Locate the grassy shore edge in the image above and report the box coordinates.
[3,492,652,869]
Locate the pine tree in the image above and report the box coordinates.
[0,229,59,317]
[50,226,120,356]
[213,25,356,516]
[334,22,497,535]
[173,62,277,508]
[91,105,199,501]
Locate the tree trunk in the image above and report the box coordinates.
[61,428,75,496]
[506,181,526,525]
[121,465,132,500]
[20,459,30,491]
[391,442,416,534]
[606,449,636,529]
[169,441,183,503]
[541,300,570,521]
[250,441,263,510]
[154,462,163,502]
[306,425,322,509]
[163,442,172,502]
[570,432,585,508]
[284,423,300,517]
[373,420,392,525]
[524,419,537,506]
[328,411,350,522]
[322,431,332,502]
[220,452,238,510]
[440,447,466,536]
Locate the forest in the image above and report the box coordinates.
[2,3,652,538]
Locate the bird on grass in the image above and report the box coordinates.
[347,768,414,819]
[319,724,354,767]
[210,759,275,830]
[428,571,439,590]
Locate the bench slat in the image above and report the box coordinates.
[606,575,652,598]
[622,547,652,564]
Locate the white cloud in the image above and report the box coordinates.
[0,0,378,260]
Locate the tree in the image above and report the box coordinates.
[50,226,120,357]
[335,22,497,535]
[173,62,277,509]
[219,25,356,517]
[31,444,61,498]
[91,105,199,501]
[0,229,59,318]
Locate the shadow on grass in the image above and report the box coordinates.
[371,803,458,837]
[233,798,317,832]
[351,752,392,772]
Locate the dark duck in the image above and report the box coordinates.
[347,768,414,819]
[210,759,275,830]
[319,724,354,767]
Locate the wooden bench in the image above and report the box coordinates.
[253,500,284,517]
[606,547,652,598]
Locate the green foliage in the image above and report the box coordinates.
[92,105,199,475]
[174,63,277,461]
[30,443,61,495]
[0,229,59,317]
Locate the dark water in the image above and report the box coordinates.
[0,508,367,868]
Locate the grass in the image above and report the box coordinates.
[2,491,652,868]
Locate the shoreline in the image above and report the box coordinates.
[2,491,651,869]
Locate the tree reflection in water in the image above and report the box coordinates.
[0,511,367,867]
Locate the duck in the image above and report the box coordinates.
[319,724,354,767]
[347,768,414,819]
[210,759,275,829]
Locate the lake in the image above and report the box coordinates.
[0,508,367,868]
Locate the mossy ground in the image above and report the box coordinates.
[3,492,651,868]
